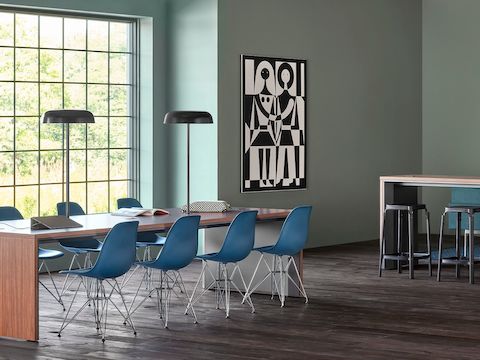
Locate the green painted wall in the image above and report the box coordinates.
[165,0,218,208]
[422,0,480,228]
[217,0,423,247]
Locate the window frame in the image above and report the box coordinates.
[0,6,139,216]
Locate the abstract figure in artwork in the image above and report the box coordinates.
[242,55,306,192]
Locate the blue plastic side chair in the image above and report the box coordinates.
[57,202,103,294]
[186,210,258,318]
[243,206,312,307]
[117,197,167,255]
[117,197,167,290]
[0,206,65,310]
[58,221,139,342]
[129,215,201,328]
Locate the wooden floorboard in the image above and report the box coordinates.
[2,240,480,359]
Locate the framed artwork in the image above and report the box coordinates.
[241,54,307,192]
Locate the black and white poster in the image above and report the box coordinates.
[241,55,306,192]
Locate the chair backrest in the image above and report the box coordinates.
[273,206,312,256]
[0,206,23,220]
[57,202,85,216]
[117,198,142,209]
[153,215,201,270]
[90,221,138,279]
[216,210,258,263]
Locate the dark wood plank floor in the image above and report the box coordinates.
[2,240,480,360]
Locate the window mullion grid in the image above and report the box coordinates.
[36,14,40,216]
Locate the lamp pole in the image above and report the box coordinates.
[187,123,190,214]
[65,123,70,218]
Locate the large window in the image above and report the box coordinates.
[0,10,136,218]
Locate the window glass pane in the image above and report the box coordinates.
[15,83,38,116]
[110,149,128,180]
[15,151,38,185]
[110,22,129,52]
[15,48,38,81]
[0,186,14,206]
[110,85,129,116]
[87,117,107,148]
[0,117,14,151]
[16,117,38,150]
[110,117,129,148]
[0,12,14,46]
[64,18,86,50]
[70,123,86,149]
[40,83,62,115]
[87,85,108,116]
[64,84,86,109]
[70,150,86,182]
[64,51,86,82]
[110,53,129,84]
[16,14,38,47]
[88,52,108,83]
[87,20,108,51]
[0,82,14,115]
[87,181,108,213]
[39,16,62,49]
[0,48,14,81]
[87,150,108,181]
[70,182,86,211]
[40,184,62,216]
[40,122,62,150]
[40,49,62,81]
[16,185,38,218]
[110,180,128,211]
[40,150,63,184]
[0,153,14,186]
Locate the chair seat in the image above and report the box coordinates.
[59,238,103,254]
[136,235,166,248]
[39,248,64,260]
[385,204,427,211]
[253,245,276,254]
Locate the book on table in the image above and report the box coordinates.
[111,207,169,217]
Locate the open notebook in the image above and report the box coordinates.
[111,207,169,217]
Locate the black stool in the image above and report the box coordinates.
[379,204,432,279]
[437,205,480,284]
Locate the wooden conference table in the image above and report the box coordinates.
[380,175,480,267]
[0,207,291,342]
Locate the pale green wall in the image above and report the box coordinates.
[217,0,423,247]
[422,0,480,228]
[165,0,218,208]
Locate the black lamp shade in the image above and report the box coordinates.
[163,111,213,124]
[41,110,95,124]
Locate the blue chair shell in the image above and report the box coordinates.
[62,221,138,280]
[255,206,312,256]
[117,197,166,246]
[198,210,257,263]
[57,202,103,253]
[142,215,200,271]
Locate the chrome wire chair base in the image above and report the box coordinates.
[61,252,94,296]
[39,260,65,311]
[186,260,255,318]
[243,253,308,307]
[58,277,136,342]
[129,268,197,329]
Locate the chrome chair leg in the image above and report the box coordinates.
[39,260,65,310]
